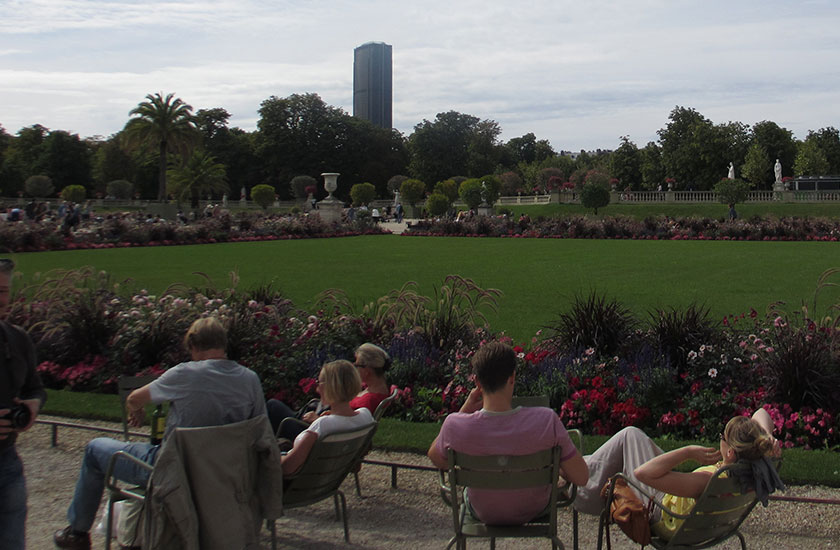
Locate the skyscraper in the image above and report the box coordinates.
[353,42,392,129]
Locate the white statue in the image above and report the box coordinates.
[728,162,735,180]
[775,159,782,184]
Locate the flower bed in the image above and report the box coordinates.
[403,214,840,242]
[8,268,840,449]
[0,211,388,253]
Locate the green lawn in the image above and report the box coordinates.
[10,236,840,342]
[41,389,840,486]
[508,202,840,220]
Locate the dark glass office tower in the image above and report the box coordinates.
[353,42,392,129]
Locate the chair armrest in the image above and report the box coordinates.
[105,450,154,501]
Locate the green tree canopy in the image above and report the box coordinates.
[794,139,830,176]
[106,179,134,199]
[123,93,200,200]
[580,181,610,214]
[350,182,377,206]
[408,111,502,184]
[25,174,54,197]
[806,127,840,174]
[713,177,751,206]
[751,120,797,180]
[458,178,484,210]
[166,150,228,207]
[433,179,459,203]
[290,175,317,199]
[610,136,641,189]
[425,192,450,217]
[399,178,426,207]
[741,143,772,188]
[639,141,664,190]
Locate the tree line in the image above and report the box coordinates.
[1,94,838,203]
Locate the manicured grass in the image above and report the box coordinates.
[41,392,840,486]
[10,237,840,342]
[507,202,840,220]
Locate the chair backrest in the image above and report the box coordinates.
[118,375,159,440]
[665,463,760,548]
[372,387,399,421]
[512,395,550,408]
[283,423,377,509]
[447,446,560,491]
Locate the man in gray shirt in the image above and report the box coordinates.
[54,317,266,550]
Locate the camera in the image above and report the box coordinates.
[1,404,32,430]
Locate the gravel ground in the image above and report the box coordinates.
[18,417,840,550]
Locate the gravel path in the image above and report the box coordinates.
[18,417,840,549]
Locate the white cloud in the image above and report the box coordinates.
[1,0,839,149]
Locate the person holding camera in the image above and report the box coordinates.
[1,257,47,550]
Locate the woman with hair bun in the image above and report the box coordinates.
[572,408,784,540]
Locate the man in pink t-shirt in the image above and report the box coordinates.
[428,342,589,525]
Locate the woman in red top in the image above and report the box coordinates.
[267,343,391,439]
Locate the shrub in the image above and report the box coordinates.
[60,184,87,203]
[544,291,636,356]
[250,184,276,210]
[648,304,718,370]
[425,193,450,217]
[458,178,484,210]
[580,182,610,214]
[433,179,459,203]
[106,179,134,199]
[350,182,377,206]
[290,175,317,199]
[714,178,751,206]
[399,179,426,207]
[25,175,54,197]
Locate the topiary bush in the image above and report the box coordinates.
[60,184,87,203]
[250,184,276,210]
[25,175,54,197]
[580,182,610,214]
[425,192,450,217]
[106,179,134,199]
[290,175,317,199]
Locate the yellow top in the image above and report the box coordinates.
[651,463,723,540]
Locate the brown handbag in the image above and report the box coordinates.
[600,477,652,546]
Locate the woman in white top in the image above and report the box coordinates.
[281,360,374,475]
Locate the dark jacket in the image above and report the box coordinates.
[0,321,46,452]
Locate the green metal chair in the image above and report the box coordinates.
[280,422,377,542]
[598,461,778,550]
[444,445,568,550]
[353,387,399,496]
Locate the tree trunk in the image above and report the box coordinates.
[157,140,167,201]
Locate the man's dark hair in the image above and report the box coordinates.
[471,342,516,393]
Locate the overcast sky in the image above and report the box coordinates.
[1,0,839,151]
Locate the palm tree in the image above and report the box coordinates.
[167,150,228,208]
[123,93,199,201]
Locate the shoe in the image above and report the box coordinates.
[53,526,91,549]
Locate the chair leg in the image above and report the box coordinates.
[596,511,607,550]
[737,531,747,550]
[267,519,276,550]
[105,498,114,550]
[490,536,495,550]
[573,509,579,550]
[354,470,363,497]
[338,491,350,542]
